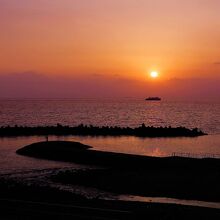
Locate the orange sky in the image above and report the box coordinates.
[0,0,220,99]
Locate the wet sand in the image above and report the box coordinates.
[0,178,220,220]
[2,140,217,219]
[17,141,220,202]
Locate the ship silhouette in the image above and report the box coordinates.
[145,97,161,101]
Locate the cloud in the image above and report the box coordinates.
[213,62,220,65]
[0,72,219,101]
[91,73,104,77]
[0,72,136,98]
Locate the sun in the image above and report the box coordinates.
[150,71,159,78]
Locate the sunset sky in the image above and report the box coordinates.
[0,0,220,100]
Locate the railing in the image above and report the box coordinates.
[171,152,220,159]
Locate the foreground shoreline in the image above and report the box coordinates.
[0,177,220,219]
[17,141,220,203]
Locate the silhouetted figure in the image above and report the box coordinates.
[141,123,146,128]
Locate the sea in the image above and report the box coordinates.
[0,98,220,174]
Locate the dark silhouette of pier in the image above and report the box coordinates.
[0,123,206,137]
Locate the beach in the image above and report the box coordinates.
[0,140,219,219]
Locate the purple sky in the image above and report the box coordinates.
[0,72,219,101]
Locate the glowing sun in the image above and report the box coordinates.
[150,71,159,78]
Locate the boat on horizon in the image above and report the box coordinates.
[145,97,161,101]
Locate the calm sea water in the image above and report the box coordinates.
[0,99,220,134]
[0,99,220,174]
[1,99,220,207]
